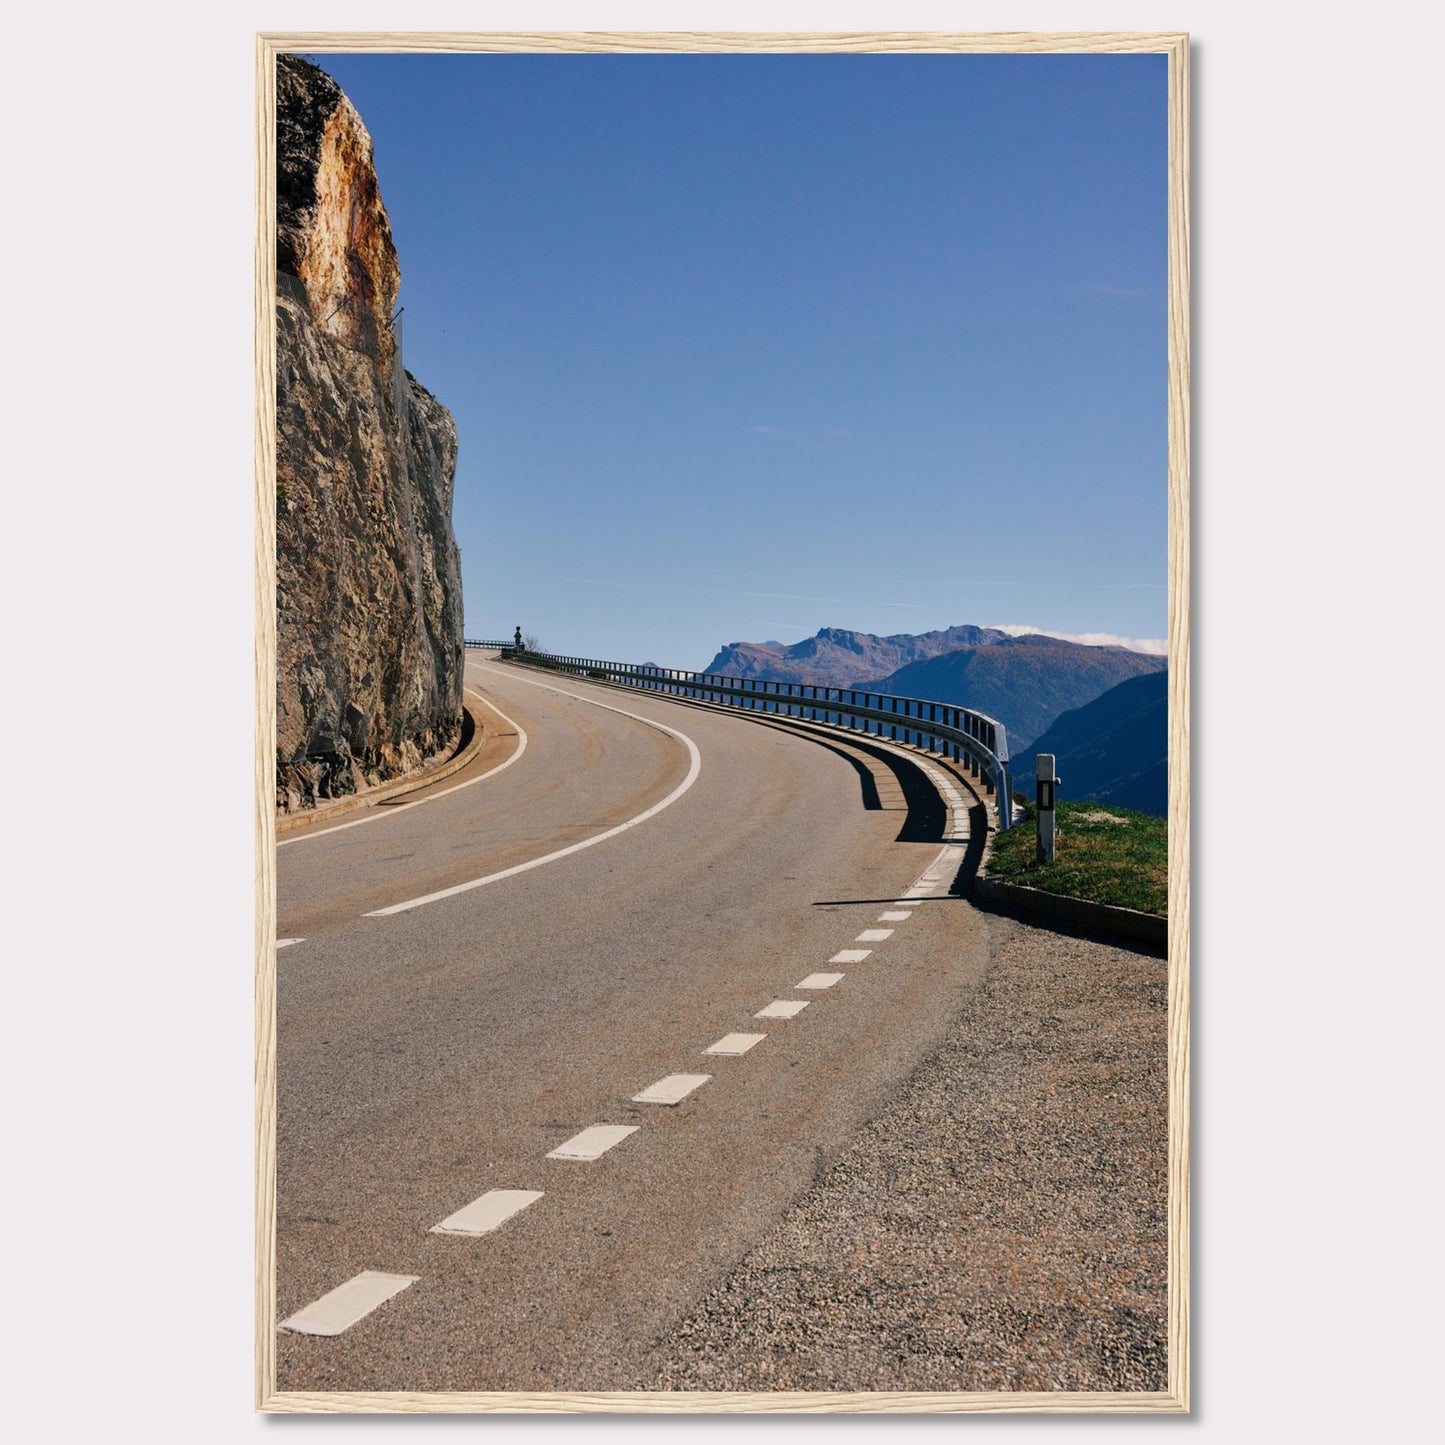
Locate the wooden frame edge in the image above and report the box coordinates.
[254,31,280,1412]
[259,1389,1185,1415]
[1164,30,1192,1417]
[257,30,1189,56]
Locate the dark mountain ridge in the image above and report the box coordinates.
[869,634,1166,754]
[1010,670,1169,817]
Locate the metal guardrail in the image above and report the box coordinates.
[467,641,1012,827]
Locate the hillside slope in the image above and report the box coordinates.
[870,635,1166,755]
[1010,670,1169,817]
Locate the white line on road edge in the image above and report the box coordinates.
[430,1189,543,1236]
[755,999,809,1019]
[797,972,844,989]
[363,671,703,917]
[276,938,305,949]
[830,949,872,964]
[706,1033,766,1055]
[279,1271,418,1336]
[277,689,528,848]
[547,1125,639,1160]
[901,840,969,899]
[632,1074,711,1106]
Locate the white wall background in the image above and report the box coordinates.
[4,2,1436,1438]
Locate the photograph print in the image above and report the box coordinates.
[258,30,1189,1413]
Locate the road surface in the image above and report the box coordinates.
[273,650,998,1393]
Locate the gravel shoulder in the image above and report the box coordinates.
[632,916,1170,1395]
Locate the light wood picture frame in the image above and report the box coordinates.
[256,29,1189,1414]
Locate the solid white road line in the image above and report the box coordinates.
[276,938,305,949]
[547,1125,639,1160]
[903,841,969,897]
[364,672,702,917]
[830,949,872,964]
[797,972,844,989]
[429,1188,543,1237]
[279,1270,418,1336]
[277,689,528,848]
[755,999,809,1019]
[855,928,894,942]
[706,1033,766,1056]
[632,1074,711,1106]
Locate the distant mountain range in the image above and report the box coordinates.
[1011,670,1169,818]
[701,625,1166,754]
[702,625,1007,687]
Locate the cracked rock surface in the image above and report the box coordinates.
[275,56,464,812]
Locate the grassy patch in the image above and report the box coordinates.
[987,801,1168,916]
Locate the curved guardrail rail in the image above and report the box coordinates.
[466,641,1012,827]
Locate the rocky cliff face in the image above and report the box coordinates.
[274,56,464,811]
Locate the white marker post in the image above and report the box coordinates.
[1036,753,1059,864]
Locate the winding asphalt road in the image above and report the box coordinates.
[273,649,997,1393]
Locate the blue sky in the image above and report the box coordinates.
[304,51,1168,666]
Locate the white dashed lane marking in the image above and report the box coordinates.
[280,1270,418,1336]
[706,1033,766,1056]
[430,1189,543,1237]
[755,999,809,1019]
[547,1125,639,1160]
[277,737,990,1336]
[632,1074,711,1106]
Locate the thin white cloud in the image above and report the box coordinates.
[990,624,1168,657]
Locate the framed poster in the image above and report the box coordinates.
[256,29,1188,1414]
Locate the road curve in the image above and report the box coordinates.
[274,651,999,1393]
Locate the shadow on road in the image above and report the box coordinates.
[794,734,883,812]
[884,751,948,844]
[741,715,950,843]
[948,799,990,894]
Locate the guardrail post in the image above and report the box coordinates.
[1036,754,1059,863]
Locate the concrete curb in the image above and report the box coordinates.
[972,874,1167,948]
[276,700,487,836]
